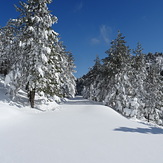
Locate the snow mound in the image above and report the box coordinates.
[0,75,60,111]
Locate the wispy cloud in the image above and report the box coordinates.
[90,38,101,45]
[90,25,112,46]
[74,1,83,12]
[100,25,111,45]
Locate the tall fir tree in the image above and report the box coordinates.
[131,42,147,118]
[5,0,63,107]
[104,32,133,114]
[105,31,131,74]
[58,42,76,98]
[143,57,163,123]
[0,22,17,76]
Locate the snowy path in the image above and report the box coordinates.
[0,96,163,163]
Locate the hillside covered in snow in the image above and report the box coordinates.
[0,94,163,163]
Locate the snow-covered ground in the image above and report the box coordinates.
[0,96,163,163]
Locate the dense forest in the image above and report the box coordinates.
[77,32,163,125]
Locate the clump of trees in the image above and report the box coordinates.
[78,31,163,125]
[0,0,76,108]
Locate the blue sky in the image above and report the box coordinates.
[1,0,163,78]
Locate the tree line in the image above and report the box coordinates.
[77,31,163,125]
[0,0,76,108]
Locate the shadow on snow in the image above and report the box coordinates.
[114,126,163,134]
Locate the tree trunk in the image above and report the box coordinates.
[29,89,35,108]
[147,113,150,122]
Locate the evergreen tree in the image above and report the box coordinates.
[105,31,131,74]
[81,32,163,125]
[58,43,76,98]
[104,32,133,114]
[5,0,62,108]
[76,78,84,95]
[143,55,163,124]
[82,55,103,101]
[0,23,16,76]
[131,42,147,118]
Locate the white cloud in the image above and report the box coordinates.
[100,25,111,45]
[90,25,112,46]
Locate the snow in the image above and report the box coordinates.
[0,96,163,163]
[42,46,51,56]
[4,72,12,85]
[28,26,34,32]
[37,65,44,77]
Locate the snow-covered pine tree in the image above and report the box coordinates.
[58,43,76,98]
[81,32,163,125]
[0,22,16,76]
[105,31,131,74]
[143,53,163,124]
[65,52,76,97]
[0,29,3,74]
[131,42,147,118]
[89,55,105,101]
[5,0,62,108]
[82,55,103,101]
[104,31,134,115]
[76,78,84,95]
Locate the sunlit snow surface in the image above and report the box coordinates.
[0,96,163,163]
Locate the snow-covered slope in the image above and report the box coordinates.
[0,96,163,163]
